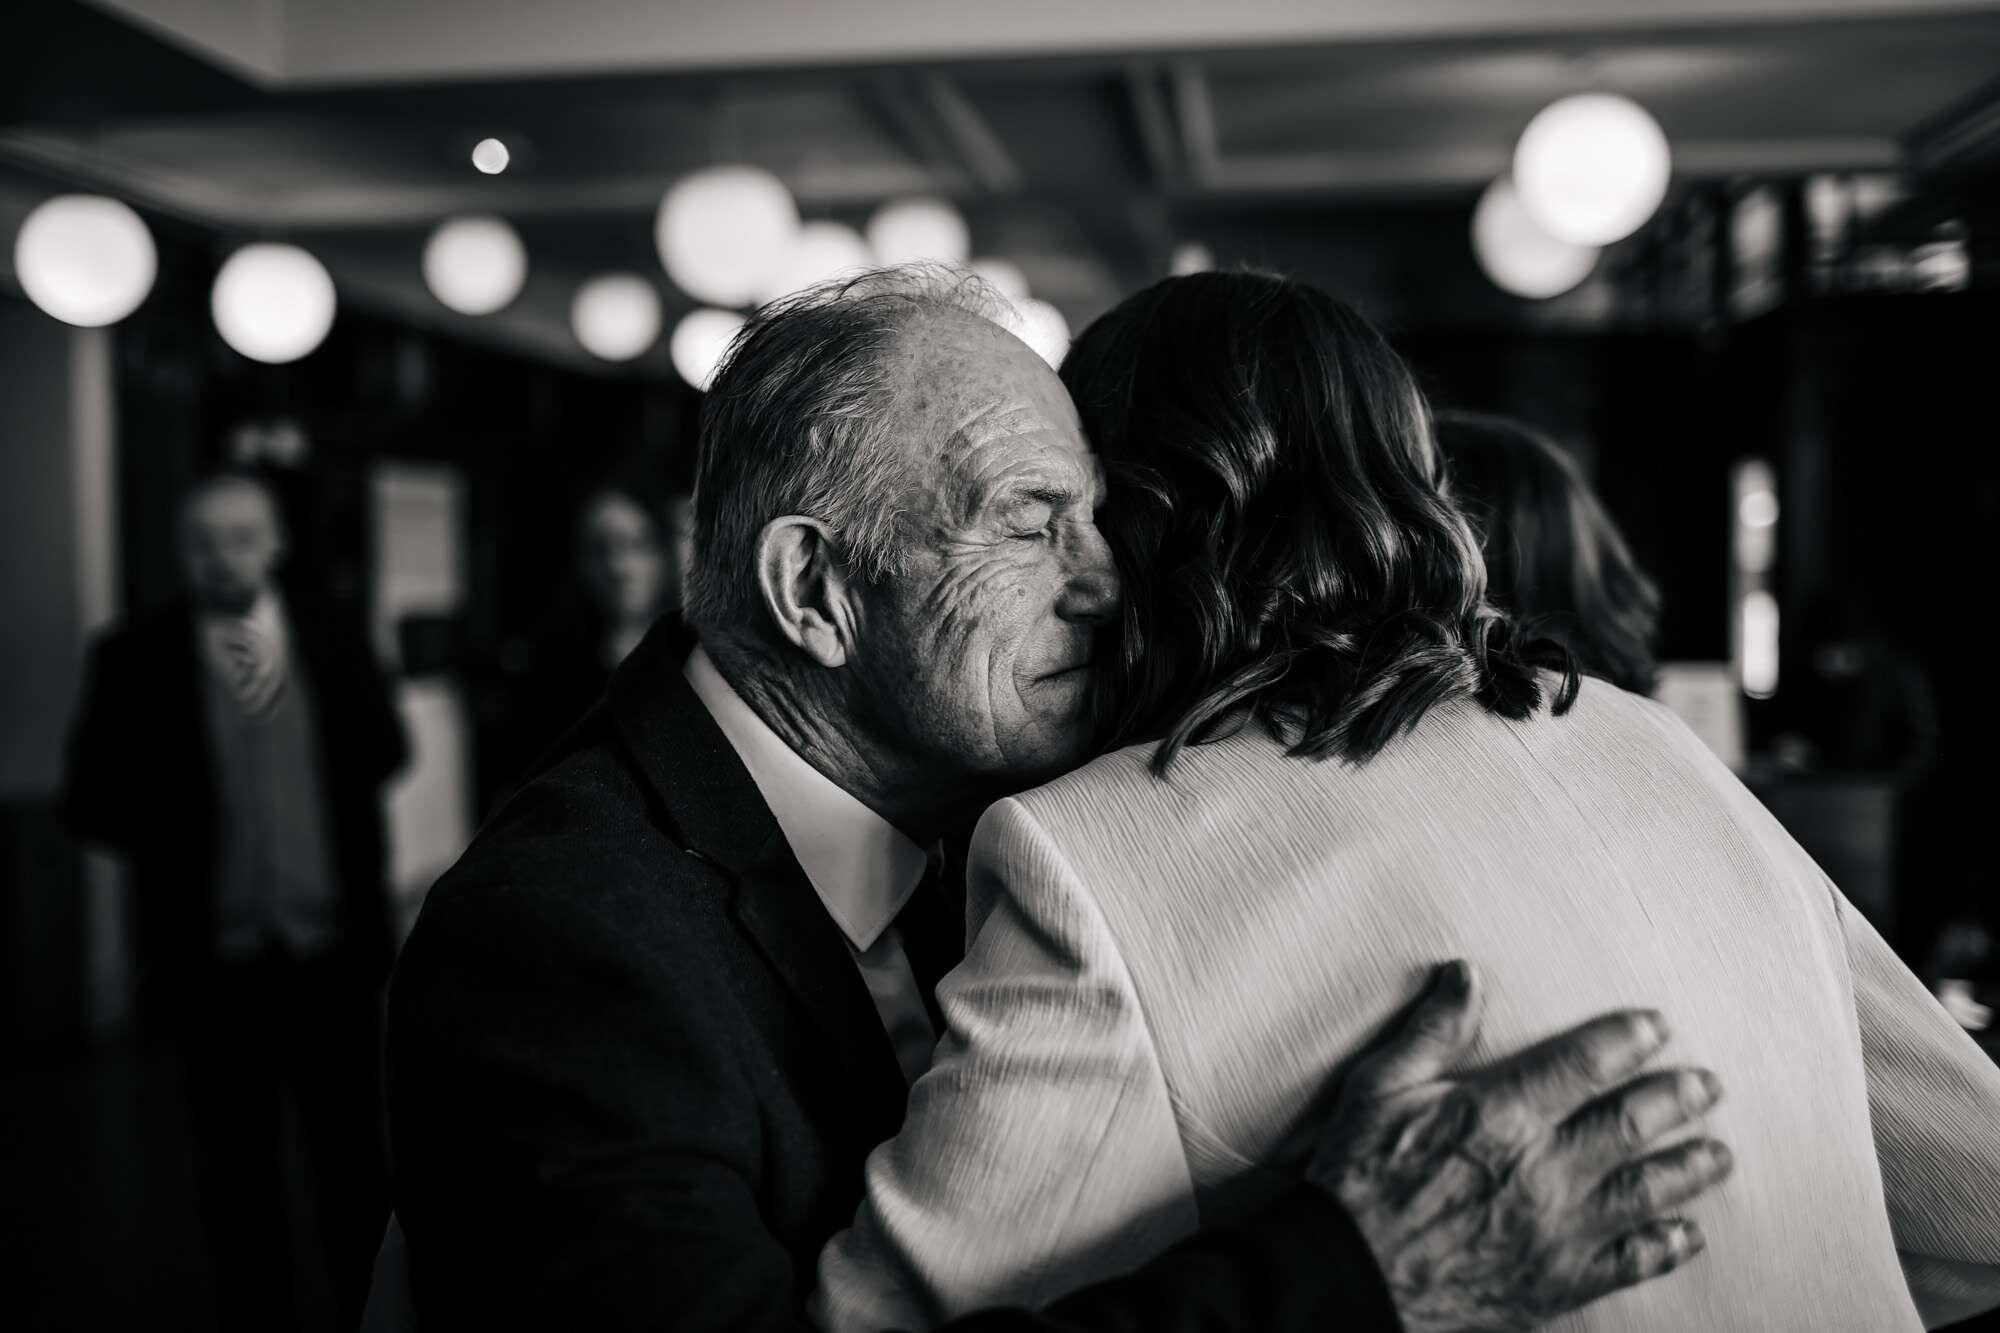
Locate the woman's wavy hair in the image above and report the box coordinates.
[1061,271,1576,774]
[1436,411,1662,696]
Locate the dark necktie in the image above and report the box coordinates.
[894,851,965,1035]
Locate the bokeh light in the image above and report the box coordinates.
[1471,177,1599,299]
[1011,298,1070,368]
[656,165,800,308]
[14,194,157,327]
[471,138,510,174]
[570,273,662,362]
[670,308,746,392]
[866,197,971,267]
[968,256,1030,303]
[755,221,875,306]
[210,243,337,364]
[1512,92,1671,246]
[422,215,528,316]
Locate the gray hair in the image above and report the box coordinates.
[680,263,1016,638]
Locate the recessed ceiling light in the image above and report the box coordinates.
[471,138,510,174]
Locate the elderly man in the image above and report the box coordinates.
[385,270,1728,1331]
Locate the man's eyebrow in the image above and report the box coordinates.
[978,481,1076,519]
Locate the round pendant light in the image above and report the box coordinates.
[1512,92,1671,246]
[866,197,971,267]
[670,307,746,391]
[14,194,157,327]
[211,243,337,364]
[1471,178,1599,299]
[656,165,800,308]
[422,215,528,316]
[571,273,663,362]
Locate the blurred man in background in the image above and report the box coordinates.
[62,467,407,1331]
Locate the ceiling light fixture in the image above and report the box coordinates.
[753,221,875,307]
[211,243,337,363]
[1471,177,1598,300]
[670,308,746,391]
[656,165,800,308]
[571,273,662,362]
[866,197,971,267]
[1511,92,1671,246]
[14,194,157,327]
[471,138,511,174]
[422,215,528,316]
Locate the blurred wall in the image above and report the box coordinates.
[0,293,122,1045]
[0,299,107,794]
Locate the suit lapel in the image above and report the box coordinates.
[730,829,910,1140]
[606,623,909,1138]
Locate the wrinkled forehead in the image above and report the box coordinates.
[885,308,1088,484]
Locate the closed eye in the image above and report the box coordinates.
[1003,498,1057,539]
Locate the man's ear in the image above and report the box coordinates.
[753,516,857,669]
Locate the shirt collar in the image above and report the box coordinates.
[683,645,929,951]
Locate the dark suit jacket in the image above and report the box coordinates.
[386,621,1399,1332]
[61,588,409,1013]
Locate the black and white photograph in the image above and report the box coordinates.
[3,1,1998,1329]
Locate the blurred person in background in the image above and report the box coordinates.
[494,481,693,799]
[810,273,2000,1332]
[1779,595,1940,781]
[61,466,408,1331]
[666,488,697,609]
[1436,410,1662,697]
[1777,595,1986,1029]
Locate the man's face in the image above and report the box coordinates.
[846,311,1120,787]
[579,492,668,622]
[180,480,283,614]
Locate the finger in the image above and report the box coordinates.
[1571,1219,1707,1306]
[1485,1009,1671,1123]
[1344,961,1482,1097]
[1557,1068,1724,1175]
[1591,1138,1734,1232]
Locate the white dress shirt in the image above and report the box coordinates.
[684,646,940,1084]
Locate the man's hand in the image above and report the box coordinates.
[1308,961,1732,1333]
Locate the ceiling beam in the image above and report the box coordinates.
[864,77,968,184]
[918,75,1023,194]
[1908,75,2000,172]
[1123,66,1184,189]
[0,127,953,230]
[1169,63,1220,189]
[1181,137,1904,197]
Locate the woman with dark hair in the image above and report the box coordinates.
[812,274,2000,1331]
[1436,411,1661,695]
[490,482,695,800]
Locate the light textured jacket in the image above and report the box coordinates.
[813,678,2000,1332]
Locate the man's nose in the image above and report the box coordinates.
[1057,526,1122,624]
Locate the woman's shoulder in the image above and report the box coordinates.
[1000,676,1722,833]
[990,720,1326,862]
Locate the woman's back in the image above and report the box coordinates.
[990,677,1982,1331]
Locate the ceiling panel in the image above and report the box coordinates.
[1205,16,2000,163]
